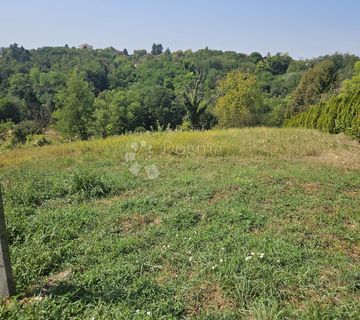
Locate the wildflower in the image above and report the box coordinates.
[189,256,193,262]
[245,256,252,261]
[277,259,280,263]
[146,311,151,315]
[221,247,225,251]
[211,265,217,270]
[259,253,264,259]
[250,252,255,256]
[135,309,140,313]
[219,258,224,263]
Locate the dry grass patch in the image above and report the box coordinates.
[119,214,161,233]
[305,150,360,170]
[208,185,240,205]
[185,282,236,316]
[1,128,359,169]
[16,269,72,306]
[155,263,179,285]
[301,182,322,194]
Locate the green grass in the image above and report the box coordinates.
[0,128,359,319]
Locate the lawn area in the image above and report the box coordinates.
[0,128,359,319]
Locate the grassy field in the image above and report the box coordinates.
[0,128,359,319]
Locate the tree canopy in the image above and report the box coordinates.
[214,71,263,127]
[0,43,358,146]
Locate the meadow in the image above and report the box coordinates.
[0,128,359,319]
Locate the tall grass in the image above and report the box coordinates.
[1,128,359,168]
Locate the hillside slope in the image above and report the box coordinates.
[0,128,359,319]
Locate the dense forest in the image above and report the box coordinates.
[0,43,359,147]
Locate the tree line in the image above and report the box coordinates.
[0,43,359,147]
[285,61,360,141]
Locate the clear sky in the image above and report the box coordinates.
[0,0,359,58]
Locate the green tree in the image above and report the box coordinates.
[93,92,112,138]
[8,73,46,125]
[133,49,147,59]
[182,68,207,129]
[0,96,23,123]
[142,86,184,129]
[151,43,163,55]
[256,53,292,75]
[286,62,360,141]
[109,56,137,89]
[288,59,337,116]
[250,52,263,64]
[54,70,94,140]
[29,68,65,127]
[214,71,263,127]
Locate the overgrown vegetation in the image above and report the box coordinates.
[0,44,359,147]
[286,62,360,141]
[0,128,359,319]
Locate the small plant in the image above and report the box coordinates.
[28,135,51,147]
[69,170,113,199]
[178,120,192,131]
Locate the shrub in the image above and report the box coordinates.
[0,121,14,141]
[7,121,44,147]
[27,134,51,147]
[134,126,146,133]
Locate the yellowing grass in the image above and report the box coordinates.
[1,128,359,168]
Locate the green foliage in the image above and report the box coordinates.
[142,85,184,129]
[0,96,23,123]
[0,43,358,143]
[0,121,14,141]
[109,56,137,89]
[286,61,360,140]
[256,53,292,75]
[249,52,263,64]
[93,95,112,138]
[69,170,114,199]
[181,67,209,129]
[27,134,51,147]
[214,71,263,127]
[288,59,338,117]
[6,120,44,148]
[54,70,95,140]
[151,43,163,56]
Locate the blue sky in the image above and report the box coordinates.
[0,0,359,58]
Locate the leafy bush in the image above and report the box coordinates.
[7,120,44,147]
[0,121,14,141]
[134,126,146,133]
[27,134,51,147]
